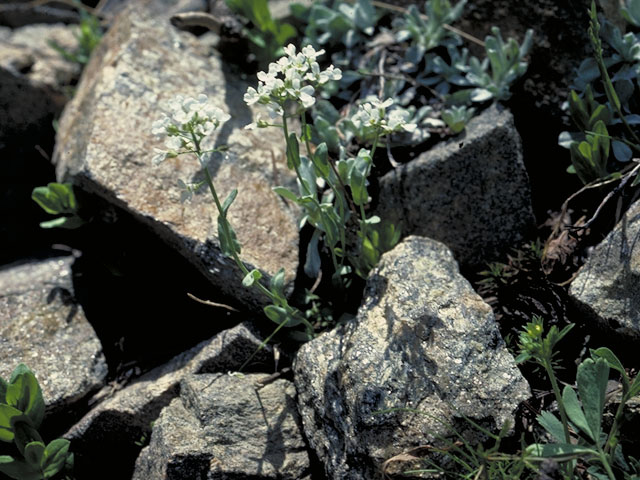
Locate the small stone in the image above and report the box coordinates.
[376,104,535,267]
[132,373,310,479]
[0,257,107,416]
[569,199,640,338]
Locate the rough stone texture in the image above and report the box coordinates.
[0,23,80,141]
[0,3,80,28]
[132,374,310,479]
[52,6,299,310]
[0,257,107,415]
[569,199,640,339]
[376,104,534,267]
[65,322,273,478]
[294,236,531,479]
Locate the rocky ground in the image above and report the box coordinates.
[1,0,639,479]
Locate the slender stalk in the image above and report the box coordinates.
[543,360,571,444]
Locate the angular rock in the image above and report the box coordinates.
[294,236,531,479]
[53,6,299,310]
[0,23,80,141]
[132,373,310,479]
[569,199,640,339]
[0,257,107,415]
[375,104,534,267]
[0,3,79,28]
[65,322,274,479]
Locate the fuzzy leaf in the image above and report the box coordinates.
[563,385,594,442]
[576,357,609,446]
[537,411,566,442]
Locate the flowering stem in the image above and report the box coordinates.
[282,113,342,277]
[542,359,571,444]
[190,129,311,330]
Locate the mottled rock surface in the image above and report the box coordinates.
[294,236,531,479]
[53,6,299,310]
[0,23,79,140]
[569,199,640,338]
[132,374,310,479]
[0,257,107,415]
[65,322,273,479]
[376,104,534,267]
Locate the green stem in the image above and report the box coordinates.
[543,360,571,444]
[597,449,617,480]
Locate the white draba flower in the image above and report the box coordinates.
[243,44,341,119]
[351,97,417,135]
[151,94,230,165]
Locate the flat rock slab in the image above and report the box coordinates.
[0,23,79,140]
[132,374,310,479]
[65,322,274,479]
[376,104,534,267]
[569,199,640,339]
[294,236,531,479]
[0,257,107,415]
[53,6,299,309]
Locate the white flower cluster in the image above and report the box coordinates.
[351,97,417,135]
[151,94,230,165]
[243,44,342,125]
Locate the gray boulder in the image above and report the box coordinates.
[65,322,274,479]
[52,6,299,310]
[375,104,534,267]
[569,199,640,339]
[294,236,530,479]
[0,23,80,141]
[0,257,107,416]
[132,373,310,479]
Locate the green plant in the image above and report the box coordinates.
[442,105,475,133]
[152,93,313,339]
[48,6,102,66]
[518,318,640,479]
[560,1,640,185]
[0,364,73,480]
[31,183,83,229]
[465,26,534,102]
[225,0,296,68]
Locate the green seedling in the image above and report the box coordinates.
[225,0,296,68]
[31,183,83,229]
[48,5,102,66]
[0,365,73,480]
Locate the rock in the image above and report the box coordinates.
[376,104,534,267]
[569,199,640,339]
[132,373,310,479]
[0,257,107,416]
[0,23,80,141]
[0,3,80,28]
[294,236,531,479]
[53,5,299,310]
[65,322,274,479]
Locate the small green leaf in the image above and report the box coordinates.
[269,268,286,297]
[576,357,609,445]
[526,442,597,459]
[217,218,241,257]
[286,133,300,170]
[39,215,84,230]
[221,189,238,215]
[563,385,594,442]
[242,269,262,287]
[6,366,45,429]
[304,229,322,278]
[537,411,565,443]
[0,404,23,442]
[273,186,299,203]
[24,441,45,468]
[31,183,77,215]
[42,438,70,478]
[263,305,289,325]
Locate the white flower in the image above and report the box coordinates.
[244,87,261,106]
[165,135,182,150]
[387,109,417,133]
[151,148,167,166]
[151,116,170,135]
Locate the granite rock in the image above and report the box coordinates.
[132,374,310,479]
[0,257,107,416]
[0,23,80,141]
[569,199,640,339]
[65,322,274,479]
[376,103,535,267]
[294,236,531,479]
[52,5,299,310]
